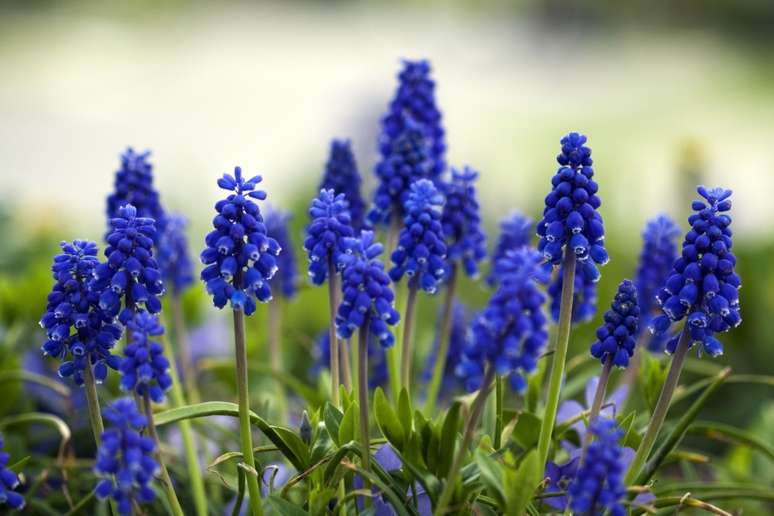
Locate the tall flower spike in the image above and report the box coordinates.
[635,215,681,352]
[40,240,122,385]
[319,139,366,229]
[95,398,159,516]
[157,213,194,296]
[548,267,598,324]
[266,207,298,299]
[335,231,400,347]
[119,311,173,403]
[568,418,627,516]
[92,204,164,324]
[200,167,281,315]
[537,132,608,280]
[379,59,446,178]
[590,279,640,368]
[368,115,435,227]
[390,179,447,294]
[651,187,741,357]
[487,211,534,286]
[304,189,354,285]
[457,248,550,392]
[441,166,487,278]
[0,433,25,510]
[106,148,165,225]
[423,300,468,394]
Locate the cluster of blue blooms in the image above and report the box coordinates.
[119,311,172,403]
[156,213,194,297]
[200,167,281,315]
[590,279,640,368]
[390,179,447,293]
[304,189,354,285]
[41,240,122,385]
[265,208,298,299]
[440,166,487,278]
[319,139,365,229]
[106,148,165,230]
[651,187,741,356]
[95,398,159,515]
[0,434,24,510]
[487,212,533,286]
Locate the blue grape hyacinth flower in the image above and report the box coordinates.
[319,139,366,229]
[379,59,446,179]
[590,279,640,368]
[304,189,354,285]
[568,418,627,516]
[106,148,165,230]
[95,398,159,515]
[40,240,122,385]
[92,204,164,324]
[390,179,447,294]
[651,187,741,357]
[265,207,298,299]
[441,166,486,278]
[157,213,194,296]
[487,212,534,286]
[548,265,598,324]
[0,434,24,510]
[537,132,608,281]
[335,231,400,347]
[635,215,681,352]
[200,167,281,315]
[119,311,173,403]
[457,248,550,392]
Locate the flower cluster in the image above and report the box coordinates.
[319,139,365,229]
[304,189,354,285]
[537,132,608,282]
[40,240,122,385]
[157,213,194,296]
[95,398,159,515]
[441,166,487,278]
[93,204,164,324]
[106,148,165,227]
[652,187,741,357]
[457,248,549,392]
[390,179,447,293]
[635,215,681,352]
[590,279,640,368]
[335,231,400,347]
[368,116,435,227]
[119,311,172,403]
[423,300,468,393]
[487,212,533,286]
[379,59,445,178]
[568,418,627,516]
[200,167,281,315]
[548,266,598,324]
[265,208,298,299]
[0,434,24,510]
[313,331,388,388]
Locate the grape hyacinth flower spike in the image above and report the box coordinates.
[626,186,741,484]
[389,179,446,392]
[119,311,172,403]
[157,213,194,297]
[319,139,366,229]
[0,434,25,510]
[106,147,165,235]
[487,211,533,286]
[536,132,607,472]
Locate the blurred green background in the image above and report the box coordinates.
[0,0,773,503]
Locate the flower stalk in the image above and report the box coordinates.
[581,356,613,458]
[357,323,371,485]
[327,255,341,407]
[268,298,288,421]
[400,283,419,395]
[141,392,185,516]
[424,265,458,416]
[170,295,200,404]
[83,364,105,447]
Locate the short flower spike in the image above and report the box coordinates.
[487,211,534,286]
[441,166,487,278]
[119,311,173,403]
[157,213,194,296]
[590,279,640,368]
[319,139,366,229]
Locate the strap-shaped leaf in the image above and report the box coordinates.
[374,387,405,450]
[323,403,343,446]
[505,449,539,516]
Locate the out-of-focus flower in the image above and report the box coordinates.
[157,213,194,296]
[319,139,366,229]
[0,434,25,510]
[106,148,165,235]
[487,212,533,286]
[119,311,172,403]
[265,208,298,299]
[590,279,640,368]
[441,166,486,278]
[543,457,579,511]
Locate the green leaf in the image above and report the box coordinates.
[639,351,668,413]
[475,450,506,510]
[323,403,343,447]
[309,422,334,465]
[688,420,774,462]
[272,426,310,469]
[397,387,413,437]
[0,412,71,452]
[7,455,30,473]
[511,412,541,450]
[526,358,546,413]
[266,495,306,516]
[437,401,461,477]
[339,402,358,446]
[374,387,405,450]
[0,369,70,398]
[619,410,641,450]
[505,449,539,516]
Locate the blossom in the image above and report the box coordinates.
[313,330,388,388]
[536,132,608,282]
[157,213,194,296]
[106,147,165,231]
[0,434,24,510]
[542,457,579,511]
[265,208,298,299]
[548,265,598,324]
[119,311,173,403]
[651,187,741,357]
[335,231,400,347]
[92,204,164,324]
[200,167,281,315]
[40,240,122,385]
[389,179,447,293]
[95,398,159,515]
[303,189,354,285]
[487,212,533,286]
[422,300,468,394]
[590,279,640,368]
[568,418,627,516]
[441,166,486,278]
[456,248,549,392]
[319,139,366,229]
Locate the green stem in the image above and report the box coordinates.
[171,295,200,404]
[494,375,504,450]
[434,366,496,516]
[82,364,104,447]
[536,252,576,471]
[340,339,353,393]
[581,356,613,459]
[400,283,419,396]
[385,219,402,401]
[424,265,458,416]
[233,309,264,516]
[625,328,691,485]
[327,254,341,407]
[268,297,288,422]
[142,392,185,516]
[357,324,371,496]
